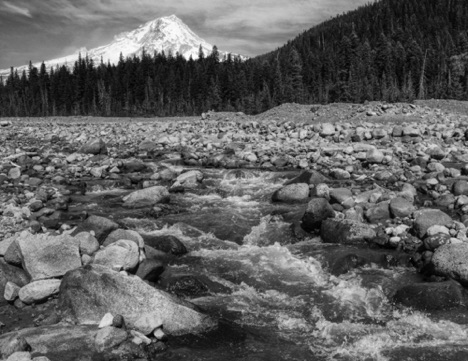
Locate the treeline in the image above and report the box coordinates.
[0,49,266,117]
[261,0,468,104]
[1,0,468,117]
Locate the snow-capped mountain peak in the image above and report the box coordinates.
[0,15,244,79]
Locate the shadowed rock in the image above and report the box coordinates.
[321,218,377,245]
[393,281,468,311]
[301,198,335,232]
[59,265,217,336]
[71,215,119,244]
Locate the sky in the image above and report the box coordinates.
[0,0,370,69]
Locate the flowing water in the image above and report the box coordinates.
[70,167,468,361]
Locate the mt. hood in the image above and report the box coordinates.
[1,15,243,78]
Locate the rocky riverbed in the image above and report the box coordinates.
[2,101,468,360]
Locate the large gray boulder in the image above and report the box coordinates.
[431,243,468,285]
[18,279,61,304]
[301,198,335,232]
[413,209,452,239]
[16,232,81,281]
[321,219,376,245]
[172,170,204,189]
[59,265,217,336]
[122,186,170,207]
[73,232,100,256]
[272,183,309,203]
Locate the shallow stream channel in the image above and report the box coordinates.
[67,166,468,361]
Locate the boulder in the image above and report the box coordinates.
[393,281,467,311]
[329,188,354,207]
[73,232,100,256]
[18,279,61,304]
[301,198,335,232]
[321,219,376,245]
[453,180,468,196]
[93,240,140,271]
[8,168,21,180]
[135,259,165,283]
[122,186,170,207]
[79,138,107,155]
[272,183,309,203]
[330,169,350,180]
[425,146,446,160]
[16,232,81,281]
[431,243,468,285]
[413,209,452,239]
[320,123,335,136]
[389,197,414,218]
[59,265,217,335]
[366,148,384,163]
[103,229,144,248]
[365,201,390,224]
[4,240,22,267]
[141,234,187,255]
[71,215,119,244]
[172,170,204,189]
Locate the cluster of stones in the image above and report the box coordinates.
[272,167,468,310]
[0,209,215,360]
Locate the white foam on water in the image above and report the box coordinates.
[243,215,292,247]
[219,171,282,198]
[191,243,330,288]
[311,306,468,361]
[324,273,391,321]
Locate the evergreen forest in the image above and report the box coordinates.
[1,0,468,117]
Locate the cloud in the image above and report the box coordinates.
[3,1,32,18]
[0,0,370,67]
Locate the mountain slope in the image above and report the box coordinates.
[0,15,242,78]
[255,0,468,103]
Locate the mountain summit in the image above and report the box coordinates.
[1,15,241,78]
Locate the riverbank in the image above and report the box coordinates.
[2,101,468,360]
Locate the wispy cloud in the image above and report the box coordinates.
[0,0,369,68]
[3,1,32,18]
